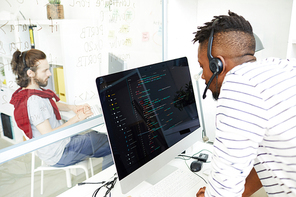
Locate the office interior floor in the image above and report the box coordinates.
[0,138,104,197]
[0,138,267,197]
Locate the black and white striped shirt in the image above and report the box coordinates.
[205,58,296,196]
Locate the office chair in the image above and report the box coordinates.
[21,132,94,197]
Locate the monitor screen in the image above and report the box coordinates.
[96,57,202,193]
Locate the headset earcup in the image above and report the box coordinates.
[209,58,223,74]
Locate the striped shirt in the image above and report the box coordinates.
[205,58,296,197]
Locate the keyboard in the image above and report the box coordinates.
[140,168,201,197]
[87,104,101,119]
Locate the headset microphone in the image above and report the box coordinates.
[202,19,223,99]
[202,71,218,99]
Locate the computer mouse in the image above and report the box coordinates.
[190,160,203,172]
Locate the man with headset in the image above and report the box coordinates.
[194,11,296,196]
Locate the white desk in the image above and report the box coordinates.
[58,141,213,197]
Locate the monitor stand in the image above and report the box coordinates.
[145,164,178,185]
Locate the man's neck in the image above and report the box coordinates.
[239,55,256,65]
[24,83,40,90]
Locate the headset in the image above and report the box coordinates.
[22,50,30,72]
[202,19,223,99]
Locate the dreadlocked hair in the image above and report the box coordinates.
[192,10,253,45]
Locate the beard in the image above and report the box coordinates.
[34,76,49,87]
[212,91,220,101]
[212,77,220,101]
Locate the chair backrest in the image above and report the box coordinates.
[20,130,39,166]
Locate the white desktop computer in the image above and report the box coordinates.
[96,57,204,194]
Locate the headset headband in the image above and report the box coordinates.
[207,19,219,61]
[22,51,29,72]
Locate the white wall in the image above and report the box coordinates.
[167,0,294,141]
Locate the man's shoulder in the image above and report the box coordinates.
[27,95,51,107]
[230,58,296,77]
[28,94,46,101]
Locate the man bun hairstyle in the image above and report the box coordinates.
[11,49,46,87]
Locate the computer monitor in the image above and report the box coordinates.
[108,53,127,74]
[96,57,203,194]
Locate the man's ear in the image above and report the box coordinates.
[27,69,35,78]
[217,55,227,75]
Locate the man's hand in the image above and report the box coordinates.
[196,187,206,197]
[72,104,91,114]
[76,105,93,121]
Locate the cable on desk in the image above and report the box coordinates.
[92,173,118,197]
[78,181,106,186]
[183,158,208,184]
[177,149,212,163]
[177,149,212,166]
[177,154,210,163]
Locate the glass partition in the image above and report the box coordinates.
[0,0,162,158]
[0,0,163,196]
[0,115,108,196]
